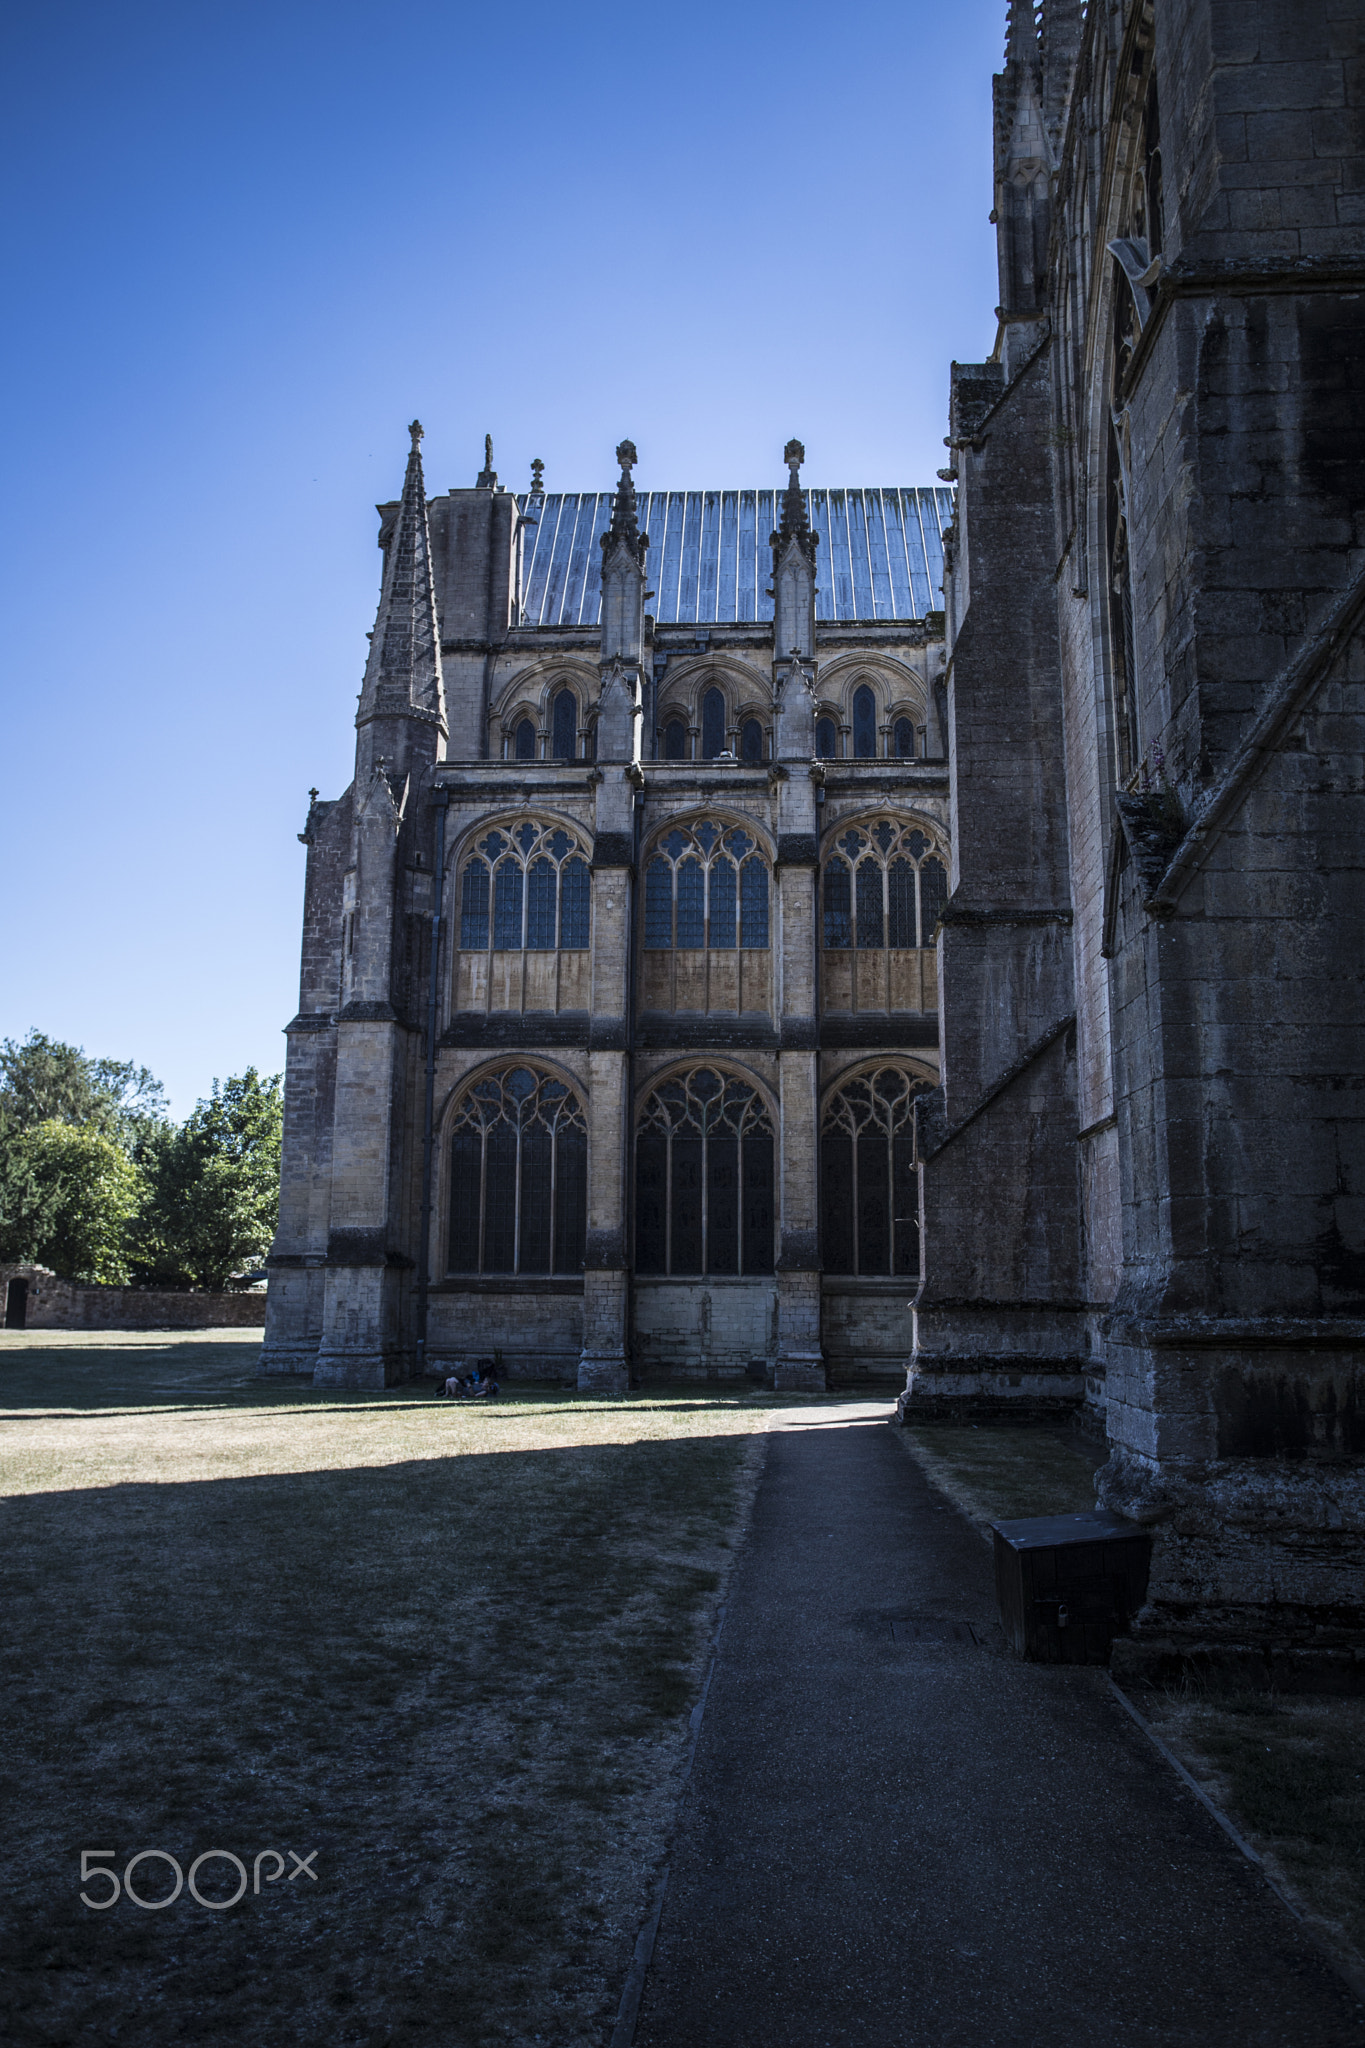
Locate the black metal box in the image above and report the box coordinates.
[992,1510,1151,1665]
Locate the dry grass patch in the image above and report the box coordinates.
[896,1420,1101,1534]
[1138,1687,1365,1981]
[0,1333,785,2046]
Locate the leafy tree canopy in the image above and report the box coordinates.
[0,1031,168,1159]
[131,1070,283,1292]
[3,1122,144,1284]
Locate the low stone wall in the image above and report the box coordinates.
[1,1264,266,1331]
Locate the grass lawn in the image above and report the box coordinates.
[897,1417,1365,1984]
[0,1332,790,2047]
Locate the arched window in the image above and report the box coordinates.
[852,684,878,758]
[551,687,578,761]
[458,821,591,952]
[662,718,688,761]
[636,1069,773,1276]
[821,1067,926,1277]
[740,717,764,765]
[815,717,838,760]
[448,1066,587,1275]
[822,820,947,951]
[893,718,916,760]
[700,686,726,760]
[512,717,537,760]
[643,821,769,950]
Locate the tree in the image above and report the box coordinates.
[131,1070,283,1291]
[0,1030,167,1160]
[2,1121,144,1283]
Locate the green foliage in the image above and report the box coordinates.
[0,1030,281,1292]
[0,1030,168,1160]
[4,1122,144,1283]
[131,1070,283,1291]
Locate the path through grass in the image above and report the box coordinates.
[0,1333,788,2047]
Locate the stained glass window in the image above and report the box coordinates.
[448,1066,587,1276]
[640,821,772,955]
[457,820,592,954]
[821,819,948,955]
[514,718,537,760]
[816,718,838,759]
[853,684,877,758]
[893,717,915,759]
[663,719,687,760]
[551,688,577,761]
[635,1069,774,1276]
[740,718,764,764]
[701,686,726,759]
[821,1067,926,1277]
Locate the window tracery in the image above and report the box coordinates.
[821,1066,926,1277]
[643,820,770,951]
[447,1065,587,1276]
[459,820,591,952]
[822,820,947,951]
[635,1068,774,1276]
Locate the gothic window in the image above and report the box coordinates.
[662,718,688,760]
[701,686,726,760]
[821,1067,926,1277]
[635,1068,774,1276]
[816,717,838,759]
[642,820,770,950]
[822,821,946,950]
[458,821,592,952]
[740,717,764,765]
[893,717,916,759]
[551,687,578,761]
[513,718,537,761]
[852,684,877,758]
[448,1066,587,1276]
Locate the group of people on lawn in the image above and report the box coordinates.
[441,1361,500,1400]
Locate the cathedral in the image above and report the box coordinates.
[260,432,952,1393]
[264,0,1364,1676]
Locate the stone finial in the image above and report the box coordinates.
[409,420,424,450]
[530,457,545,495]
[602,438,647,564]
[476,434,498,489]
[773,438,816,559]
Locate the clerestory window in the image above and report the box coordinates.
[822,820,947,951]
[821,1067,926,1277]
[551,687,578,761]
[459,821,591,951]
[448,1066,587,1275]
[852,684,877,758]
[635,1068,774,1276]
[700,686,726,760]
[643,820,769,950]
[513,718,537,760]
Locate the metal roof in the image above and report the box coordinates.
[517,488,952,629]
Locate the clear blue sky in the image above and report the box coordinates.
[1,0,1005,1119]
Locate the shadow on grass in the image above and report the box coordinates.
[0,1425,752,2048]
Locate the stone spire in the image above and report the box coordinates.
[601,439,648,566]
[773,438,816,567]
[993,0,1053,361]
[357,421,446,737]
[770,438,818,667]
[598,439,648,758]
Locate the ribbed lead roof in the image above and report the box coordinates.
[517,488,952,628]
